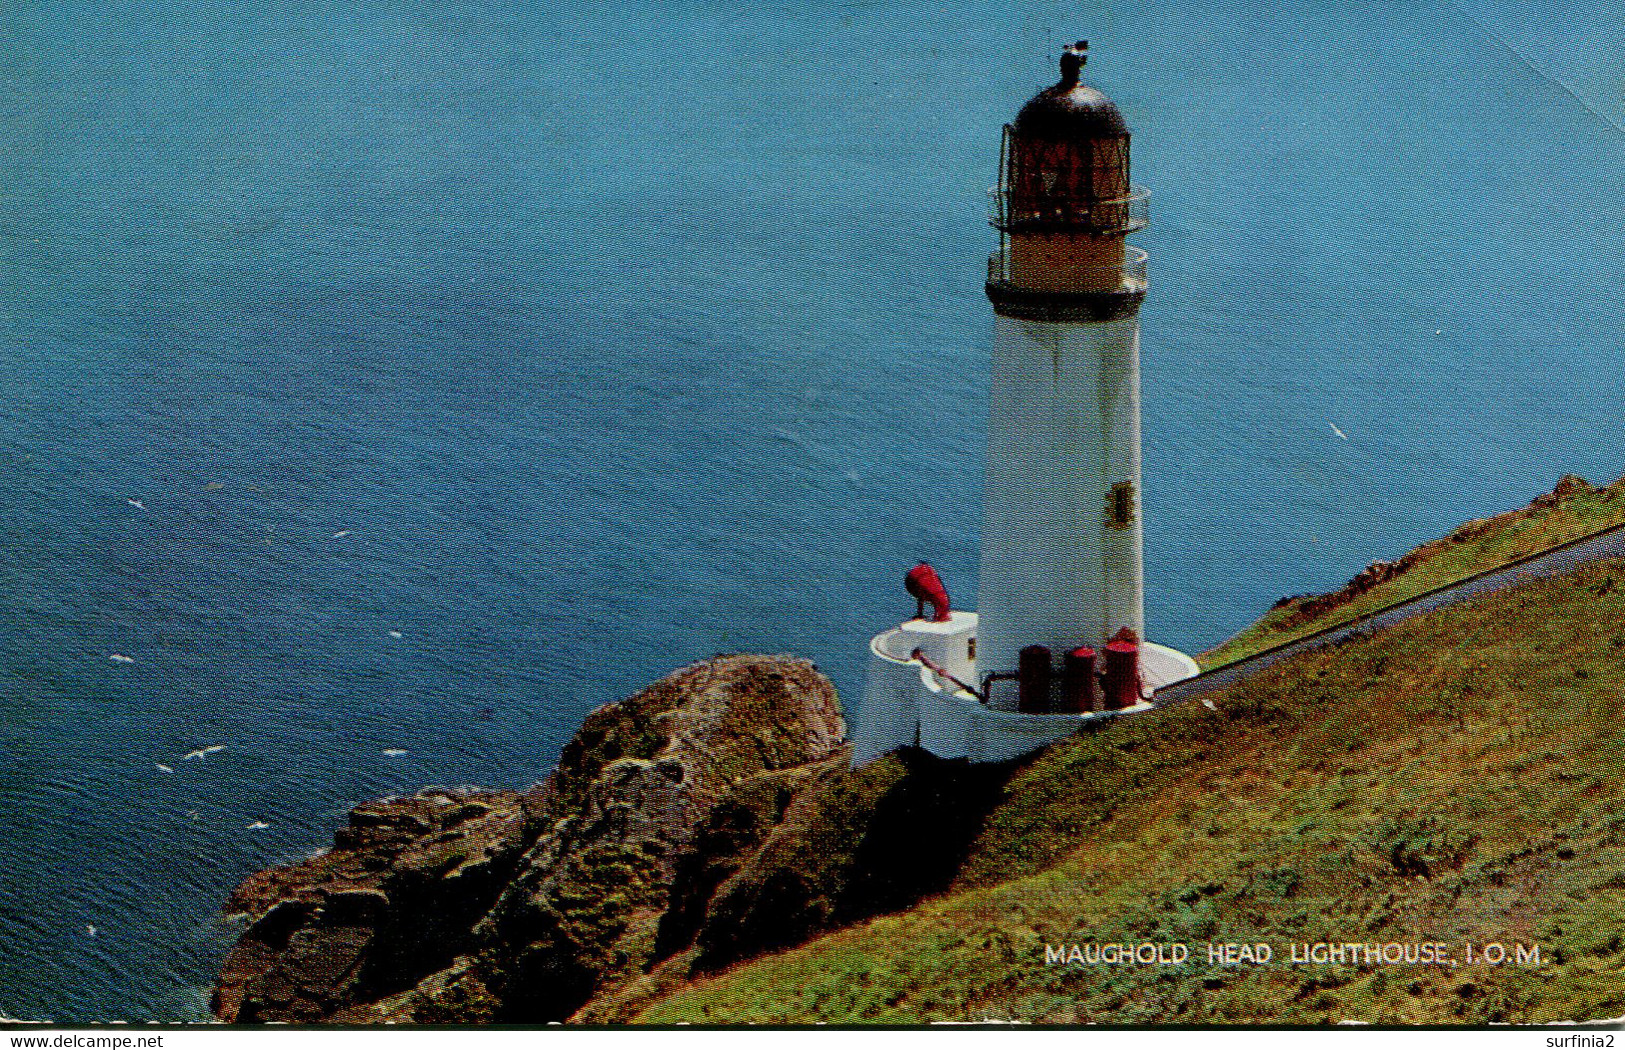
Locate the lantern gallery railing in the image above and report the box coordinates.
[988,184,1149,234]
[987,246,1148,295]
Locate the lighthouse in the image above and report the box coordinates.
[979,39,1153,706]
[853,43,1198,763]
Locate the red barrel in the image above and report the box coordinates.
[1059,646,1099,713]
[1102,640,1140,710]
[1018,644,1052,713]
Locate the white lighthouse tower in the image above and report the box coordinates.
[853,43,1198,763]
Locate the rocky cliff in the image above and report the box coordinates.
[212,654,851,1023]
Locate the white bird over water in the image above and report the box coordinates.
[86,924,97,937]
[109,654,136,665]
[332,530,351,538]
[155,763,174,773]
[388,630,403,639]
[382,748,407,757]
[126,499,146,511]
[182,745,227,760]
[246,821,269,830]
[1329,423,1348,441]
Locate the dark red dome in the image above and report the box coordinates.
[1012,44,1129,139]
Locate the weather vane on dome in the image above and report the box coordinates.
[1059,40,1088,83]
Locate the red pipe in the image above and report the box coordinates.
[909,648,983,702]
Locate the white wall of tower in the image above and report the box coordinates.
[975,310,1144,707]
[1099,307,1144,644]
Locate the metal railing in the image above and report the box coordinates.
[987,246,1148,294]
[989,184,1150,233]
[910,648,984,702]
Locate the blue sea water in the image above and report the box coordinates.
[3,0,1625,1022]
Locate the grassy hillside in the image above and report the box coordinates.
[623,543,1625,1022]
[1201,472,1625,668]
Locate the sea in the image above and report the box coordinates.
[3,0,1625,1022]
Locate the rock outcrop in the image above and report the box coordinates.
[212,654,846,1023]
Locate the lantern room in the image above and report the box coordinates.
[988,41,1149,295]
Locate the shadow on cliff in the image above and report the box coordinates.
[559,745,1027,1023]
[661,746,1022,974]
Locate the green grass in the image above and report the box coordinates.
[1200,473,1625,668]
[628,557,1625,1024]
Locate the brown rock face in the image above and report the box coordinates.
[211,655,845,1024]
[471,654,845,1021]
[212,788,543,1023]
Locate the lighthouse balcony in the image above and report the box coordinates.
[988,184,1149,234]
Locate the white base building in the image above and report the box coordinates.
[853,613,1198,764]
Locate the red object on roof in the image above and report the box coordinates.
[904,562,952,622]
